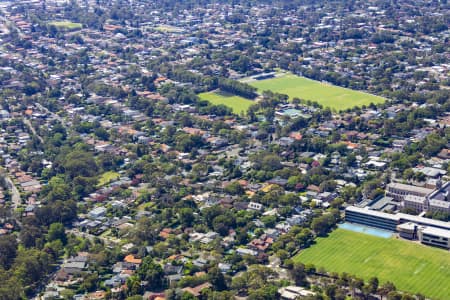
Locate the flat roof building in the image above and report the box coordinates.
[345,205,450,232]
[429,199,450,214]
[386,182,434,201]
[370,196,397,211]
[278,286,315,300]
[418,226,450,249]
[397,222,417,240]
[396,212,450,231]
[345,206,400,232]
[412,167,446,179]
[403,195,428,212]
[345,206,450,249]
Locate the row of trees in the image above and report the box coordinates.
[217,78,258,99]
[289,261,425,300]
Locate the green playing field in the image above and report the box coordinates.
[295,228,450,299]
[49,21,82,30]
[248,73,385,110]
[199,90,255,114]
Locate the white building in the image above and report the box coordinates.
[278,286,315,300]
[418,226,450,249]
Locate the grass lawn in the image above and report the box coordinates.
[248,73,385,110]
[49,21,82,30]
[199,90,255,114]
[100,229,111,238]
[294,228,450,300]
[154,25,184,33]
[98,171,120,187]
[137,202,155,211]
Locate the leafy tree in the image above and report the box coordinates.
[181,292,197,300]
[127,295,143,300]
[137,257,164,290]
[290,262,307,286]
[179,208,195,227]
[36,200,77,226]
[79,273,99,293]
[0,235,18,270]
[217,77,257,99]
[260,215,277,228]
[62,150,98,179]
[235,229,249,245]
[248,285,278,300]
[12,248,53,287]
[202,206,224,227]
[0,272,23,299]
[325,284,338,300]
[258,154,282,171]
[224,181,245,195]
[378,281,396,299]
[94,127,110,140]
[387,291,402,300]
[368,277,379,294]
[205,291,235,300]
[311,213,338,237]
[212,214,236,236]
[47,222,67,245]
[44,176,71,202]
[208,266,227,291]
[20,224,44,248]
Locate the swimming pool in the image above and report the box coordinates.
[339,222,393,238]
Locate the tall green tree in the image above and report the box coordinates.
[0,235,17,270]
[137,257,164,290]
[208,266,227,291]
[47,222,67,245]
